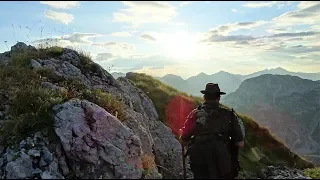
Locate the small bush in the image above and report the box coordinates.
[36,68,65,83]
[40,46,64,57]
[304,167,320,179]
[78,49,93,65]
[82,89,127,121]
[0,66,64,146]
[8,47,63,67]
[58,78,87,100]
[77,51,102,75]
[0,86,63,146]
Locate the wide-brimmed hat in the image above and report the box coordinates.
[200,83,226,95]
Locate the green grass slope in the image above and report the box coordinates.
[127,72,315,177]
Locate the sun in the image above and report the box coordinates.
[162,32,198,60]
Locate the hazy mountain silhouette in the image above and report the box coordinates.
[221,74,320,164]
[155,67,320,97]
[241,67,320,81]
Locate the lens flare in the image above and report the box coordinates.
[165,95,197,136]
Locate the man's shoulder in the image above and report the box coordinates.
[217,104,234,115]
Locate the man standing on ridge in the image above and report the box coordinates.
[179,83,245,179]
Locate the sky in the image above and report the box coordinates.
[0,1,320,79]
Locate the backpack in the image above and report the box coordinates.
[193,104,233,142]
[193,104,245,140]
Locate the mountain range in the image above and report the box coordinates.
[221,74,320,164]
[148,67,320,97]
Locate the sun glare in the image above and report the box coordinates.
[162,32,198,60]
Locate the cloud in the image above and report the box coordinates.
[110,31,132,37]
[97,55,180,73]
[171,22,185,26]
[242,1,278,8]
[40,1,80,9]
[140,33,157,41]
[112,1,177,26]
[32,32,103,47]
[267,27,293,34]
[44,10,74,24]
[94,42,135,50]
[231,9,238,13]
[93,42,136,57]
[203,34,255,43]
[209,21,268,35]
[95,53,114,61]
[272,1,320,26]
[269,31,320,38]
[200,15,320,66]
[180,1,191,6]
[267,45,320,54]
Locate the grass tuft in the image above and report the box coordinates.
[304,167,320,179]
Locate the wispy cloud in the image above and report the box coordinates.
[112,1,177,26]
[210,21,268,35]
[93,42,136,57]
[231,9,238,13]
[110,31,132,37]
[272,1,320,26]
[95,53,114,62]
[40,1,80,9]
[180,1,191,6]
[140,33,157,41]
[33,32,103,47]
[44,10,74,24]
[267,27,293,34]
[242,1,278,8]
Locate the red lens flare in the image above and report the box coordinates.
[165,95,197,136]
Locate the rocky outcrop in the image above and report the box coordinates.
[259,166,311,179]
[53,99,144,179]
[0,132,64,179]
[0,42,189,179]
[117,77,189,179]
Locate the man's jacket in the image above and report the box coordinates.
[179,101,245,177]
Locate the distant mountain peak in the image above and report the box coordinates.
[197,72,208,76]
[163,74,181,78]
[161,74,184,81]
[217,70,227,73]
[271,67,288,72]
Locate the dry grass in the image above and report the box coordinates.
[142,153,157,169]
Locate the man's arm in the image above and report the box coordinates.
[179,109,197,145]
[231,111,245,148]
